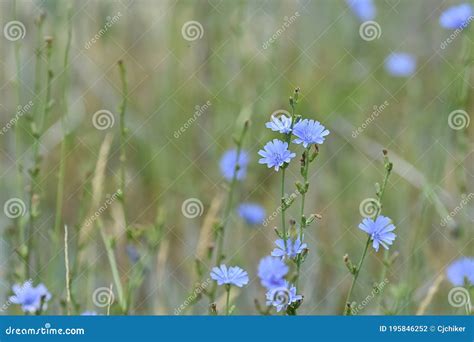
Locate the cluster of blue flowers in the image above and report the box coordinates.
[258,119,329,170]
[254,96,330,313]
[348,1,473,78]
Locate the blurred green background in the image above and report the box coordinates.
[0,0,472,315]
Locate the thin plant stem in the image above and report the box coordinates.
[27,35,52,279]
[344,154,392,315]
[117,60,128,227]
[54,5,73,241]
[225,285,231,315]
[98,218,126,313]
[209,122,249,305]
[64,225,71,315]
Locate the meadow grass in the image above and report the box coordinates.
[0,0,472,315]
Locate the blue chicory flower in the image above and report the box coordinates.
[257,256,289,289]
[9,282,51,313]
[265,281,302,312]
[384,53,416,77]
[439,3,473,30]
[210,264,249,287]
[238,203,266,225]
[358,215,396,252]
[81,311,99,315]
[219,149,249,181]
[126,244,140,264]
[446,257,474,286]
[292,119,330,147]
[271,238,307,259]
[258,139,296,171]
[266,115,293,134]
[346,0,376,21]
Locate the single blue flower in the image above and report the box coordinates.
[210,264,249,287]
[238,203,266,225]
[9,282,51,313]
[446,257,474,286]
[81,311,99,315]
[219,149,249,181]
[258,139,296,171]
[358,215,396,252]
[439,4,473,30]
[346,0,376,21]
[384,53,416,77]
[265,281,302,312]
[266,115,292,134]
[292,119,330,147]
[258,256,289,289]
[126,245,140,263]
[271,238,307,259]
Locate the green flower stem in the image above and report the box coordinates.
[98,219,126,313]
[294,146,310,291]
[280,168,288,245]
[118,60,128,226]
[225,284,231,315]
[27,35,52,279]
[54,6,73,242]
[280,89,299,248]
[344,153,392,315]
[209,122,249,305]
